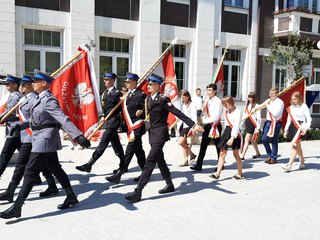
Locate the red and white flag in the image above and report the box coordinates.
[50,48,101,135]
[0,92,9,115]
[213,63,224,94]
[279,78,306,131]
[154,51,179,128]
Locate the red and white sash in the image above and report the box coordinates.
[122,97,144,142]
[225,111,243,152]
[204,101,220,139]
[18,103,32,136]
[287,107,303,145]
[267,111,281,138]
[245,106,259,141]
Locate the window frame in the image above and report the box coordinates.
[22,27,63,76]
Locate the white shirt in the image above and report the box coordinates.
[284,103,312,131]
[266,97,284,121]
[202,96,223,125]
[179,101,197,129]
[193,95,204,111]
[243,103,261,129]
[224,108,242,138]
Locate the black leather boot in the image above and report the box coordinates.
[75,158,96,173]
[57,188,79,210]
[0,196,24,219]
[39,177,59,197]
[106,170,124,184]
[0,182,17,202]
[125,188,142,203]
[159,178,175,194]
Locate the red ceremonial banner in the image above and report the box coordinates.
[50,50,99,134]
[279,78,306,130]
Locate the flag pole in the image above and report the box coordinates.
[242,76,305,122]
[87,38,179,140]
[211,45,229,84]
[0,41,96,124]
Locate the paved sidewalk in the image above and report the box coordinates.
[0,127,319,240]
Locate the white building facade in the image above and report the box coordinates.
[0,0,259,100]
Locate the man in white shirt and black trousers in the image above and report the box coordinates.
[252,86,284,164]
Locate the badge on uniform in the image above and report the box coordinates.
[167,102,172,106]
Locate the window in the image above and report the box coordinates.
[313,0,317,11]
[310,58,320,114]
[224,0,243,7]
[221,49,242,98]
[298,0,309,8]
[15,0,70,12]
[99,36,131,94]
[95,0,140,21]
[25,29,61,47]
[274,68,286,92]
[162,43,187,90]
[161,0,197,28]
[23,28,62,76]
[287,0,295,7]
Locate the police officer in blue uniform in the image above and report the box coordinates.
[75,72,125,174]
[0,74,58,203]
[106,72,146,184]
[125,74,204,203]
[0,75,22,177]
[0,70,91,219]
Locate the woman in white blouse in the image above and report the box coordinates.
[210,96,244,180]
[177,90,198,166]
[282,91,312,172]
[240,92,261,160]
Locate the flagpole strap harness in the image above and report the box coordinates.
[122,72,144,142]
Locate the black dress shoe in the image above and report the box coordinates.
[125,189,142,203]
[106,172,122,184]
[158,184,174,194]
[0,191,14,202]
[0,204,21,219]
[75,164,92,173]
[57,195,79,210]
[39,186,59,197]
[190,165,202,171]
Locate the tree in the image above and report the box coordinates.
[265,33,314,85]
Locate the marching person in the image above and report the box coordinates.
[193,87,204,118]
[190,83,222,171]
[210,96,244,180]
[0,74,58,203]
[125,74,204,203]
[75,72,125,174]
[0,70,91,219]
[106,72,146,184]
[240,91,261,160]
[0,74,22,178]
[177,90,198,167]
[282,91,312,172]
[252,87,284,164]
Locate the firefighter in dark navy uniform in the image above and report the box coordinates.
[125,74,204,203]
[75,72,125,174]
[0,74,22,177]
[0,70,91,219]
[106,72,146,184]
